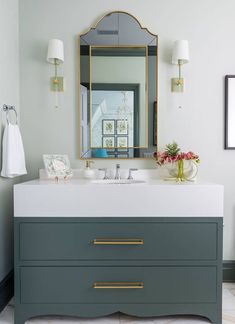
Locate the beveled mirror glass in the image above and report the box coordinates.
[79,11,158,158]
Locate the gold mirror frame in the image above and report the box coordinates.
[78,11,158,159]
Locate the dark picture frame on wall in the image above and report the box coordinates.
[102,136,115,148]
[116,119,128,135]
[225,75,235,149]
[117,136,128,148]
[102,119,115,135]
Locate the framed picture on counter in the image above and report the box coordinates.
[43,154,73,180]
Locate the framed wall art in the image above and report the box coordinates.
[117,136,128,148]
[116,119,128,135]
[225,75,235,149]
[102,119,115,135]
[102,136,115,148]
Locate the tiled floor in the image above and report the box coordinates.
[1,283,235,324]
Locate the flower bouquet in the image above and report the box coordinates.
[154,142,200,182]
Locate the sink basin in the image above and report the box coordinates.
[92,179,146,185]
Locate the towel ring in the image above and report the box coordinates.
[2,104,18,125]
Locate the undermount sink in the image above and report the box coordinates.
[92,179,146,185]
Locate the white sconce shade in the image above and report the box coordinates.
[172,40,189,65]
[47,39,64,64]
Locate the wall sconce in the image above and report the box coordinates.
[171,40,189,92]
[47,39,64,108]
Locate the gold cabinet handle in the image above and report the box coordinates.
[93,282,144,289]
[92,238,144,245]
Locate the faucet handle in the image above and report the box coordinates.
[98,168,109,180]
[127,168,138,180]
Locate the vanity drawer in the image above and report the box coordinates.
[20,266,217,304]
[19,221,217,261]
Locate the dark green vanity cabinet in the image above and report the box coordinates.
[14,217,223,324]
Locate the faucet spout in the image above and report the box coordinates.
[114,164,121,180]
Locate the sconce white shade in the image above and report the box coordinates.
[172,40,189,65]
[47,39,64,64]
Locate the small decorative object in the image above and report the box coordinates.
[102,120,115,135]
[116,119,128,135]
[95,148,108,158]
[43,154,72,180]
[154,142,200,182]
[117,136,128,148]
[102,136,115,148]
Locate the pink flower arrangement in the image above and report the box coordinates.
[154,144,200,166]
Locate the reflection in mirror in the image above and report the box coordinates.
[79,11,158,159]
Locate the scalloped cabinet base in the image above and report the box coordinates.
[14,181,223,324]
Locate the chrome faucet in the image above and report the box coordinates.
[99,168,109,180]
[114,164,121,180]
[127,168,138,180]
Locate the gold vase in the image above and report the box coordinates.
[177,159,186,181]
[165,159,198,182]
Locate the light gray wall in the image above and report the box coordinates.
[0,0,19,281]
[19,0,235,259]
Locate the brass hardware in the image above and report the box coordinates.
[92,238,144,245]
[171,60,185,92]
[171,77,184,92]
[93,282,144,289]
[50,77,64,92]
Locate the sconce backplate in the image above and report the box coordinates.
[171,78,184,92]
[50,77,64,92]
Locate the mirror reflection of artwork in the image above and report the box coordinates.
[102,136,115,148]
[92,89,135,149]
[117,136,128,148]
[117,120,128,135]
[102,120,115,135]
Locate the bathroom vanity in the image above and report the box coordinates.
[14,178,223,324]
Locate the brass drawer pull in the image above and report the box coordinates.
[93,282,144,289]
[92,238,144,245]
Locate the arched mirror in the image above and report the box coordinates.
[79,11,158,159]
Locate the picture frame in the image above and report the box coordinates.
[102,119,115,135]
[225,75,235,149]
[117,136,128,148]
[116,119,128,135]
[43,154,73,179]
[102,136,115,148]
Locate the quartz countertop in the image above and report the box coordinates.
[14,178,223,217]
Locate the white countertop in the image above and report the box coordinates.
[14,179,224,217]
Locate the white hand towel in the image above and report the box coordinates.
[1,123,27,178]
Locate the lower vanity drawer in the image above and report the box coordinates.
[18,221,218,261]
[20,266,217,304]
